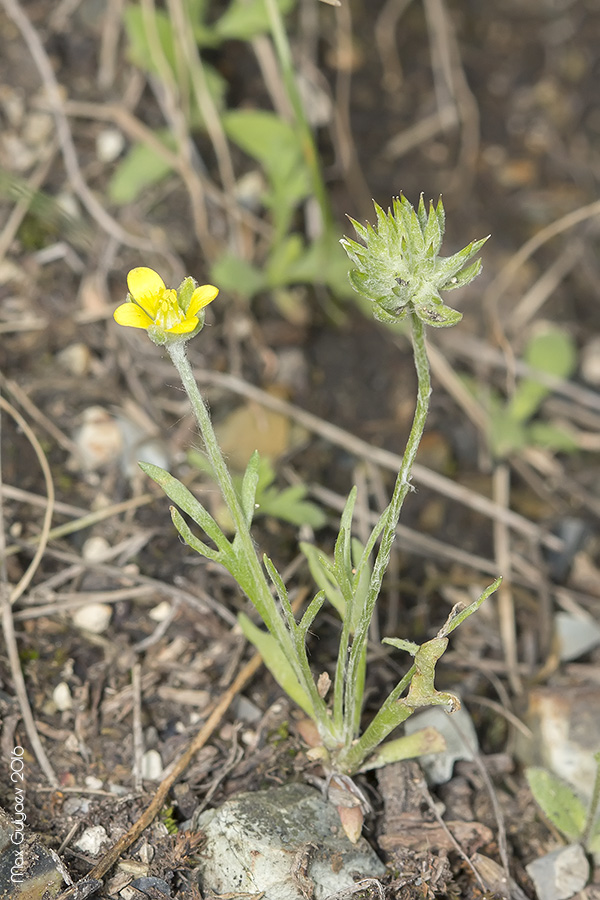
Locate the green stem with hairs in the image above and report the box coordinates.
[168,344,290,643]
[339,310,431,753]
[167,340,333,735]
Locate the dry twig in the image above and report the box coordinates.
[0,394,58,786]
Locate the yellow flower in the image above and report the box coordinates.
[114,267,218,339]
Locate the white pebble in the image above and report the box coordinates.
[149,600,171,622]
[74,407,124,471]
[73,602,112,634]
[74,825,109,856]
[96,127,125,163]
[141,749,163,781]
[53,681,73,711]
[56,343,92,377]
[85,775,104,791]
[82,536,111,562]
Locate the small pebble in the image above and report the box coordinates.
[55,191,80,221]
[141,749,163,781]
[85,775,104,791]
[82,535,111,562]
[74,825,109,856]
[96,127,125,163]
[149,600,171,622]
[404,700,479,785]
[53,681,73,712]
[56,342,92,377]
[73,602,112,634]
[74,407,124,471]
[556,611,600,662]
[63,796,91,815]
[526,843,589,900]
[137,842,155,865]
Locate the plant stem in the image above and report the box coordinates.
[168,343,282,632]
[341,311,431,756]
[167,341,331,734]
[169,345,246,543]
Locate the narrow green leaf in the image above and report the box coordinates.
[263,554,292,615]
[333,487,357,599]
[123,6,225,114]
[139,461,231,553]
[353,508,387,591]
[382,636,420,654]
[298,590,326,637]
[238,612,314,716]
[170,507,221,563]
[526,767,587,841]
[441,577,502,636]
[301,543,346,619]
[124,5,176,75]
[359,726,447,771]
[348,537,371,633]
[239,450,261,528]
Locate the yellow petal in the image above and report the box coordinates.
[167,316,199,334]
[113,303,154,329]
[188,285,219,316]
[127,267,166,315]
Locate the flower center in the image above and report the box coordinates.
[153,289,182,330]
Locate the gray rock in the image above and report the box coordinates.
[194,783,385,900]
[526,843,590,900]
[404,700,478,785]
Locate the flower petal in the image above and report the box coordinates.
[167,316,199,334]
[113,302,154,329]
[127,267,166,315]
[187,285,219,315]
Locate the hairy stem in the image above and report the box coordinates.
[168,341,332,736]
[341,311,431,755]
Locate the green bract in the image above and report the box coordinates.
[341,194,489,327]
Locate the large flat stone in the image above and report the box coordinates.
[195,783,385,899]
